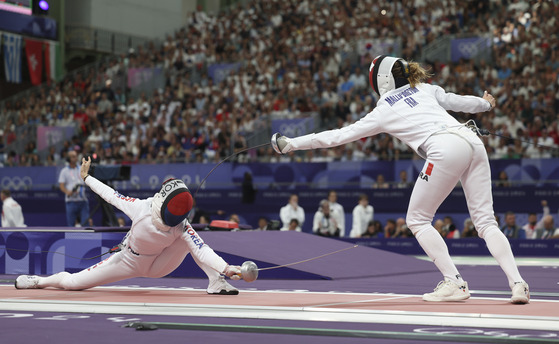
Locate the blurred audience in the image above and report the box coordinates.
[350,193,374,238]
[361,220,384,238]
[522,200,549,239]
[500,211,526,239]
[384,218,397,238]
[533,215,559,239]
[442,216,460,239]
[327,190,345,237]
[1,189,26,227]
[393,217,413,238]
[279,194,305,231]
[461,218,478,238]
[1,0,557,169]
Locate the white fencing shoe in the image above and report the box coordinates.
[423,280,470,302]
[206,276,239,295]
[15,275,41,289]
[511,281,530,304]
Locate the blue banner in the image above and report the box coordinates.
[207,62,241,84]
[271,117,315,138]
[2,32,22,83]
[341,238,559,257]
[37,126,76,151]
[0,11,57,40]
[450,37,491,62]
[2,159,559,191]
[127,67,164,88]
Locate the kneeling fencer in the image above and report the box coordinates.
[15,156,241,294]
[272,55,529,304]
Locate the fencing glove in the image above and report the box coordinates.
[223,265,242,280]
[271,133,293,154]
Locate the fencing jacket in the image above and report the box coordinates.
[1,197,26,227]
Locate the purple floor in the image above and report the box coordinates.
[0,310,558,344]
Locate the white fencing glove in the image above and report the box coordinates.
[271,133,293,154]
[223,264,242,280]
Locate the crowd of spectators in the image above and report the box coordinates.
[1,0,558,170]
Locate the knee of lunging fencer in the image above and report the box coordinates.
[406,214,432,237]
[54,272,80,290]
[471,215,499,238]
[475,223,500,239]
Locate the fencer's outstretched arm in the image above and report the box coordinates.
[80,157,142,221]
[182,223,241,279]
[430,84,494,113]
[272,109,383,154]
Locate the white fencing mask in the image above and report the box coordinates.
[368,55,410,96]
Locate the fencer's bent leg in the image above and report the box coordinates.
[148,228,229,280]
[407,134,472,283]
[460,143,524,287]
[146,239,190,278]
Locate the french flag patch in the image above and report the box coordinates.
[425,163,434,176]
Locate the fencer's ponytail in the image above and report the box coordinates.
[407,62,433,88]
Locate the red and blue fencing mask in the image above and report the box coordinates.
[152,178,193,227]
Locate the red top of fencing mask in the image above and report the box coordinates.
[158,178,193,227]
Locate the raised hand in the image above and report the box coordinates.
[81,156,91,181]
[483,90,496,110]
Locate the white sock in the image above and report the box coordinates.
[38,271,70,289]
[482,227,523,288]
[416,226,463,284]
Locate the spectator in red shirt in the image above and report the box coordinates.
[74,105,90,135]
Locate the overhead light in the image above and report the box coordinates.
[38,0,49,11]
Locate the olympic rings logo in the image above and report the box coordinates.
[279,122,310,138]
[458,42,479,57]
[1,176,33,190]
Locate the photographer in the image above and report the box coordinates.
[312,200,341,237]
[58,150,90,227]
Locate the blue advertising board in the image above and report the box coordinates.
[3,159,559,191]
[0,10,57,40]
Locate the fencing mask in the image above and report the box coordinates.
[151,178,193,228]
[368,55,410,96]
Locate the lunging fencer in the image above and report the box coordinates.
[272,55,530,304]
[15,156,241,294]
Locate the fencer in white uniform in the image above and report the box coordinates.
[15,157,241,294]
[272,55,529,304]
[1,189,26,227]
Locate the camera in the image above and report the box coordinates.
[72,185,84,194]
[269,220,280,230]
